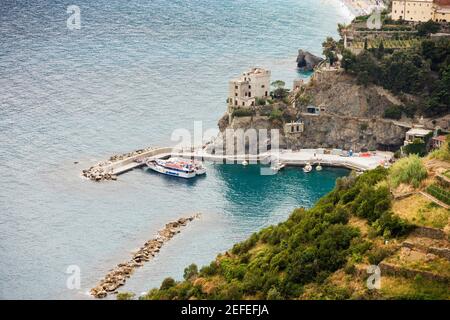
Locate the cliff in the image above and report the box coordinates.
[216,70,413,152]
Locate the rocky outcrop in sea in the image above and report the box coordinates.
[296,49,324,71]
[90,214,200,298]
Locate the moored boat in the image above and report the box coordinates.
[146,157,206,179]
[271,162,286,172]
[303,162,313,173]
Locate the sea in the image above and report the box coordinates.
[0,0,352,299]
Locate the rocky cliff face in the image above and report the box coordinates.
[217,70,414,152]
[286,114,409,151]
[307,71,403,118]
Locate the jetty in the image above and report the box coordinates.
[82,146,393,181]
[82,147,173,181]
[90,214,200,298]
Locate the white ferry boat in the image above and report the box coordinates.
[146,157,206,179]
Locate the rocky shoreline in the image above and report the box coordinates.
[90,213,200,298]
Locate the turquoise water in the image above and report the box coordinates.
[0,0,351,299]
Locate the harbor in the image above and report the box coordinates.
[82,146,393,181]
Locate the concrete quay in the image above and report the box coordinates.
[173,149,393,171]
[83,146,393,181]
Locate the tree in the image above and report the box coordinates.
[417,20,441,37]
[160,277,176,290]
[270,80,289,99]
[377,40,385,58]
[271,80,285,89]
[341,49,356,71]
[322,37,338,65]
[183,264,199,281]
[383,105,403,120]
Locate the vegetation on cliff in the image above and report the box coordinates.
[139,166,418,300]
[341,36,449,118]
[127,141,450,300]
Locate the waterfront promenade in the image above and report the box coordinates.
[174,148,392,171]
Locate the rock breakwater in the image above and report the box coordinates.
[82,147,158,181]
[90,213,200,298]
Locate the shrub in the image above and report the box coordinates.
[270,250,289,271]
[221,282,243,300]
[255,97,266,106]
[269,108,283,121]
[232,108,254,117]
[367,247,392,265]
[200,261,219,276]
[266,287,284,300]
[160,277,176,290]
[183,264,198,281]
[403,139,427,157]
[360,123,369,131]
[417,20,441,36]
[116,292,135,300]
[372,211,412,238]
[344,263,356,275]
[389,154,427,188]
[383,105,403,120]
[231,233,258,254]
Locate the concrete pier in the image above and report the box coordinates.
[82,147,172,181]
[83,146,393,181]
[172,149,393,172]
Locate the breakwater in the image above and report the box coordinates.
[90,214,200,298]
[82,147,172,181]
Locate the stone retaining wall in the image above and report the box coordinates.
[411,227,447,240]
[379,262,449,283]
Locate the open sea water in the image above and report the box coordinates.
[0,0,351,299]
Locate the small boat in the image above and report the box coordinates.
[271,162,286,172]
[242,160,249,166]
[146,157,206,179]
[303,162,313,173]
[316,163,323,171]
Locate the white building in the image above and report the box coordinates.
[391,0,450,22]
[404,127,432,145]
[228,68,271,108]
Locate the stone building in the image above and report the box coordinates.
[228,68,271,108]
[284,121,304,135]
[391,0,450,22]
